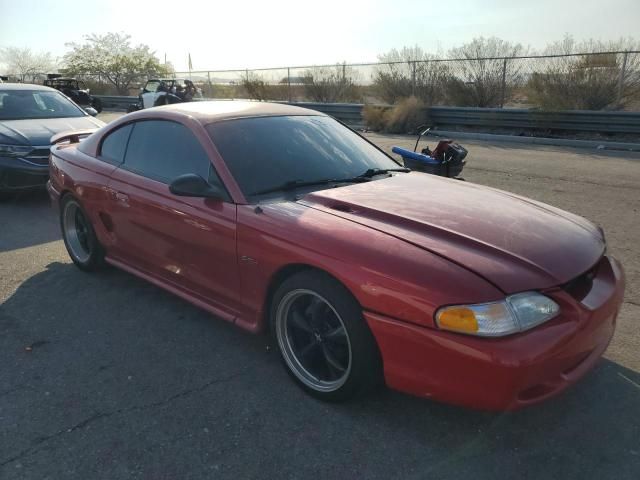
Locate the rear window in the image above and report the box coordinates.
[0,90,84,120]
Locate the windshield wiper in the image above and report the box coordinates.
[249,167,410,196]
[250,177,369,196]
[356,167,411,178]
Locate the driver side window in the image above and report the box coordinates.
[122,120,229,201]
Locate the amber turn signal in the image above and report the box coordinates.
[436,307,479,333]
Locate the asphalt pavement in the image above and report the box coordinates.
[1,124,639,479]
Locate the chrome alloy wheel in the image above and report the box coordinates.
[62,200,92,263]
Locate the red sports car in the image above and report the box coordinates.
[47,102,625,410]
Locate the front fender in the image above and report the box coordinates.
[236,202,503,331]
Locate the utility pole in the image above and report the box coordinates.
[499,58,508,108]
[616,51,629,109]
[411,61,416,97]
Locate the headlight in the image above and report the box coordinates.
[435,292,559,337]
[0,144,33,157]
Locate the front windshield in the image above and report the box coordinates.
[206,115,401,198]
[0,90,85,120]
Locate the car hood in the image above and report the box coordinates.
[299,173,605,293]
[0,116,104,146]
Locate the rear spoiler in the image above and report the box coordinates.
[50,129,98,145]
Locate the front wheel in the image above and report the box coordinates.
[91,97,103,113]
[271,271,382,402]
[60,195,105,271]
[153,94,169,107]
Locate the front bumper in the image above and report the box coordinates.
[365,256,625,411]
[0,156,49,192]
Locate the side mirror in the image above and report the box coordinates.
[84,107,98,117]
[169,173,223,199]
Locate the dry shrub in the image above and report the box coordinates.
[241,73,269,101]
[373,46,449,105]
[446,37,527,107]
[362,105,389,131]
[383,96,427,133]
[526,37,640,110]
[303,64,361,103]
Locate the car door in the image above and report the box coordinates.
[105,119,241,319]
[141,80,160,109]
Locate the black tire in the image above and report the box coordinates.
[91,97,103,113]
[154,94,168,107]
[59,195,105,271]
[270,270,382,402]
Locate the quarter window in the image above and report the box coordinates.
[99,124,133,165]
[123,120,217,186]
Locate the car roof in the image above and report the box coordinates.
[128,100,326,124]
[0,83,58,92]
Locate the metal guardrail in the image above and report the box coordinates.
[96,95,138,110]
[427,107,640,134]
[287,102,365,127]
[94,96,640,134]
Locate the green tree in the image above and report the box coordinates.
[63,33,171,94]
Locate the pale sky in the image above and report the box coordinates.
[1,0,639,72]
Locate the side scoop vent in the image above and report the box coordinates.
[328,203,356,214]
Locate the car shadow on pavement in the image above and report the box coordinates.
[1,261,639,479]
[0,190,60,253]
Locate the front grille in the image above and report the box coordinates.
[20,146,50,167]
[0,170,48,188]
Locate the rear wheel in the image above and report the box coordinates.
[271,270,382,402]
[60,195,104,271]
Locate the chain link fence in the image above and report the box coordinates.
[174,51,640,110]
[6,51,640,110]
